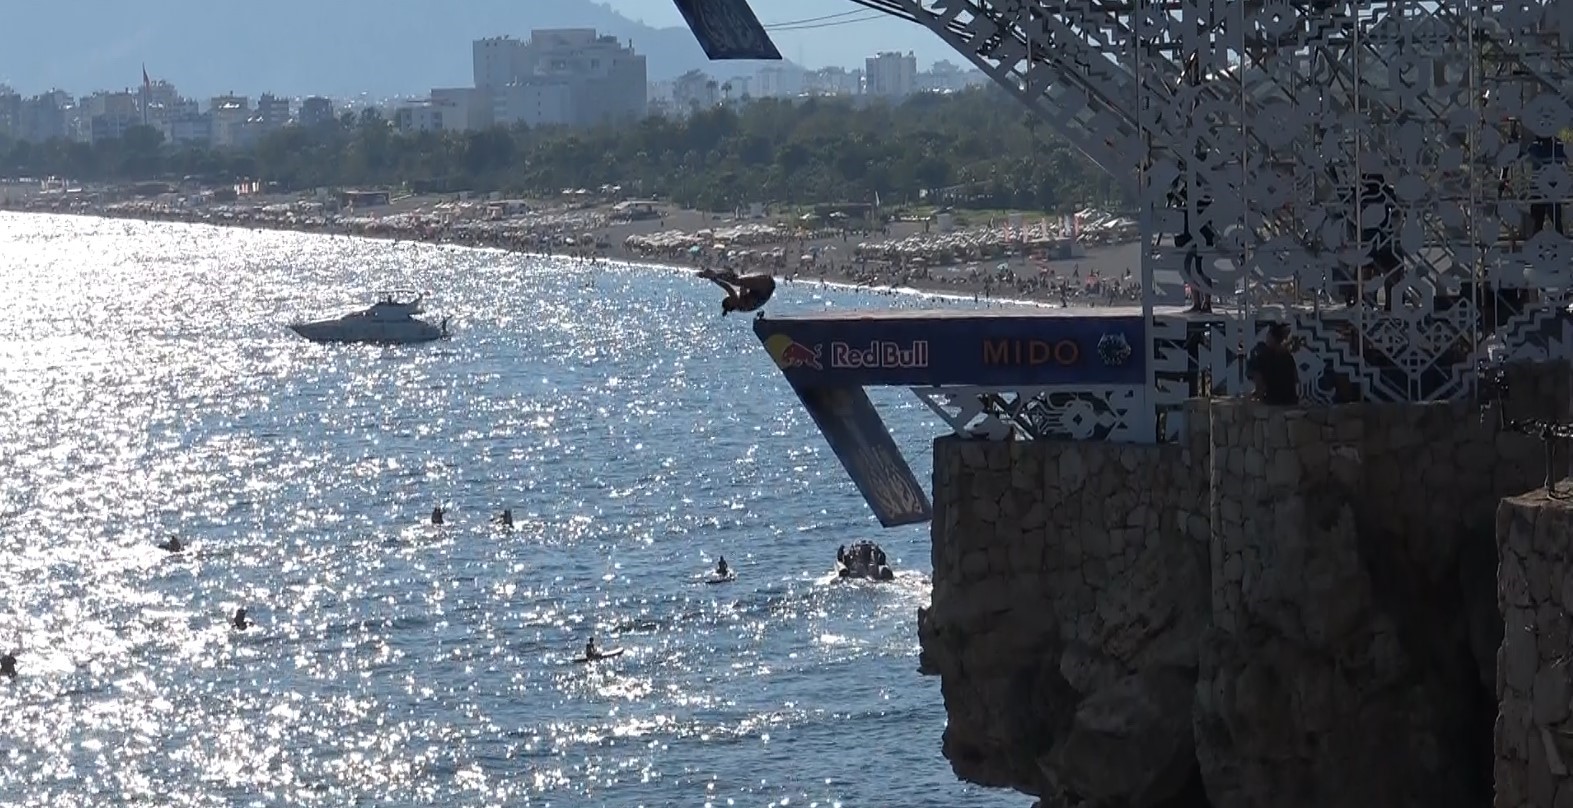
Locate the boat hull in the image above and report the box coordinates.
[289,319,446,345]
[836,562,894,582]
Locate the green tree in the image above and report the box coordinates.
[1,86,1127,212]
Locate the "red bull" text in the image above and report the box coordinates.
[829,340,930,369]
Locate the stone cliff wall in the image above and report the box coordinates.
[919,363,1568,808]
[1199,401,1554,808]
[1495,490,1573,808]
[920,429,1212,805]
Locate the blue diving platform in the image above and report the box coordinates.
[753,305,1192,528]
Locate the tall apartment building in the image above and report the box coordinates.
[164,103,211,146]
[256,93,291,132]
[0,90,20,138]
[393,87,492,134]
[804,67,863,97]
[209,94,250,148]
[431,87,490,131]
[865,51,918,99]
[141,79,182,127]
[471,29,647,128]
[300,96,336,128]
[754,65,804,99]
[14,92,71,142]
[81,91,141,142]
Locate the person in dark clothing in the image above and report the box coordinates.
[1169,182,1216,313]
[700,268,776,315]
[1526,135,1567,236]
[1332,171,1402,309]
[1247,323,1300,406]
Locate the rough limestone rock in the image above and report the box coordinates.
[1046,667,1198,805]
[922,436,1211,807]
[1494,489,1573,808]
[919,361,1568,808]
[1195,401,1540,808]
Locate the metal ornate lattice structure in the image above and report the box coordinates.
[847,0,1573,441]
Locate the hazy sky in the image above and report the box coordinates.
[601,0,958,68]
[0,0,970,99]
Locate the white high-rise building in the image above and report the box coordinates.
[209,94,250,148]
[431,87,491,131]
[865,51,918,99]
[492,82,574,128]
[473,37,525,90]
[471,29,647,128]
[755,66,804,99]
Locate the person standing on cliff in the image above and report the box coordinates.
[1247,323,1300,406]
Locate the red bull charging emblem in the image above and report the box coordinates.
[763,333,823,370]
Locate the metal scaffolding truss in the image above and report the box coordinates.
[853,0,1573,442]
[912,383,1148,441]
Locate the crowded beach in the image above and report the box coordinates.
[0,181,1145,306]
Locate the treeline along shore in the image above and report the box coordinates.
[0,88,1121,212]
[0,87,1150,305]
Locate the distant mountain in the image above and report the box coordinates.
[0,0,801,100]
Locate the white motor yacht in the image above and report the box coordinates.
[289,290,449,345]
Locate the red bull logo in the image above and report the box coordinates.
[830,340,929,369]
[763,333,823,370]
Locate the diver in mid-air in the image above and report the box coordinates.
[700,269,775,315]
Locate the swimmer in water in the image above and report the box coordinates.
[430,506,444,526]
[157,535,184,553]
[699,268,776,316]
[232,608,251,631]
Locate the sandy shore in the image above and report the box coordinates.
[2,190,1148,307]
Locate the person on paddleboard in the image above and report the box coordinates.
[715,556,729,578]
[585,636,600,660]
[700,268,775,316]
[232,608,252,631]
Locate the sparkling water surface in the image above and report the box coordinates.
[0,213,1022,808]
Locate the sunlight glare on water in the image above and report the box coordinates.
[0,213,1022,807]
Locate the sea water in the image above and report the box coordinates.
[0,213,1023,807]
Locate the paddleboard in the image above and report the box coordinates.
[705,574,736,585]
[573,648,624,664]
